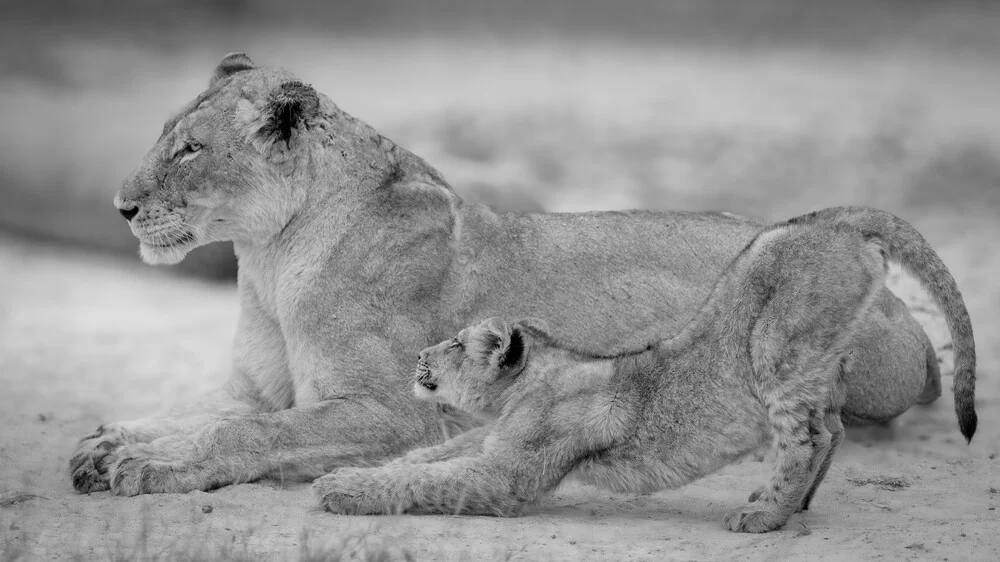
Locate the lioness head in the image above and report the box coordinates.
[114,53,388,265]
[415,318,529,418]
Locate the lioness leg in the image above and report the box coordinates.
[70,389,248,493]
[915,335,942,405]
[105,398,434,496]
[314,450,546,517]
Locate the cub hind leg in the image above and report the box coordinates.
[799,369,846,511]
[725,404,816,532]
[726,358,840,532]
[747,407,834,507]
[747,370,846,511]
[799,406,844,512]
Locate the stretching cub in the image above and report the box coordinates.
[313,206,976,532]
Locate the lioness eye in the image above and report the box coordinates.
[449,338,462,349]
[187,141,203,152]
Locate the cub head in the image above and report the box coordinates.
[414,317,529,418]
[114,53,328,264]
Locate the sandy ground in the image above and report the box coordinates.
[1,206,997,560]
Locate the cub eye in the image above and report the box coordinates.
[448,338,463,350]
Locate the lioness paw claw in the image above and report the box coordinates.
[724,505,787,533]
[69,424,127,493]
[108,446,194,496]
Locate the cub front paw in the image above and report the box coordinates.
[69,424,128,493]
[723,504,789,533]
[313,468,404,515]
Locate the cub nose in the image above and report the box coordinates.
[119,205,139,222]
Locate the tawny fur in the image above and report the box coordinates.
[313,207,975,533]
[71,54,946,496]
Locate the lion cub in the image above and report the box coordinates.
[314,206,975,533]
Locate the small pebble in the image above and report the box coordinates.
[202,505,213,514]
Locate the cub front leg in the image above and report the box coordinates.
[385,426,490,465]
[314,453,533,517]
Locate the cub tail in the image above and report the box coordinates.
[785,206,977,443]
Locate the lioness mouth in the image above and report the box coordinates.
[145,231,196,249]
[420,381,438,392]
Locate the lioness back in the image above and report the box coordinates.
[454,209,760,349]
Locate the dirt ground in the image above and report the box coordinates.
[1,206,997,561]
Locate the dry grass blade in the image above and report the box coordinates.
[0,494,46,508]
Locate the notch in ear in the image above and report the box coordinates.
[261,81,320,148]
[210,53,255,87]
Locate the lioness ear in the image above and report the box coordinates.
[261,81,320,148]
[210,53,255,87]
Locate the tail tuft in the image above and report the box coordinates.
[959,410,977,444]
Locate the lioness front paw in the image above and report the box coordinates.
[108,443,200,496]
[313,468,405,515]
[70,424,129,493]
[724,504,790,533]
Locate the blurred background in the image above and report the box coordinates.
[0,0,997,279]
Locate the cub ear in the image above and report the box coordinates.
[497,326,526,375]
[476,318,527,377]
[210,53,255,87]
[261,81,320,147]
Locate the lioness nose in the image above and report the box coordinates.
[119,206,139,222]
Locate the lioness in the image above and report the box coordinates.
[314,207,976,532]
[71,54,945,495]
